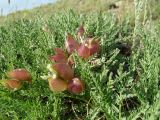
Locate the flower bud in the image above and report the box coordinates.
[7,69,32,83]
[55,48,67,56]
[0,79,22,91]
[49,78,68,92]
[50,48,68,63]
[65,33,80,54]
[77,44,90,59]
[67,78,85,94]
[53,63,74,81]
[86,38,100,56]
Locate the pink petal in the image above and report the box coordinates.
[7,69,32,83]
[55,48,66,56]
[77,44,90,59]
[86,38,100,56]
[1,79,22,90]
[67,78,85,94]
[53,63,74,81]
[50,48,68,63]
[49,78,68,92]
[50,54,68,63]
[65,33,80,54]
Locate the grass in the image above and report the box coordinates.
[0,0,160,25]
[0,0,160,120]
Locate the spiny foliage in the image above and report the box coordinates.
[0,11,160,119]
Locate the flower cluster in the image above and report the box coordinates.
[44,25,100,94]
[0,69,32,91]
[0,25,101,95]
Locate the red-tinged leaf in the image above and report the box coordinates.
[86,38,100,56]
[0,79,22,90]
[67,78,85,94]
[49,78,68,92]
[78,25,85,37]
[7,69,32,83]
[77,44,90,59]
[65,33,80,54]
[53,63,74,81]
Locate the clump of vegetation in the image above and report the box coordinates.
[42,25,100,94]
[0,0,160,119]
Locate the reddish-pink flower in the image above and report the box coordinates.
[86,38,100,56]
[65,33,80,54]
[67,78,85,94]
[50,48,68,63]
[77,44,90,59]
[53,63,74,81]
[7,69,32,83]
[49,78,68,92]
[0,79,22,90]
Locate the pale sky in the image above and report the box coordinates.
[0,0,56,15]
